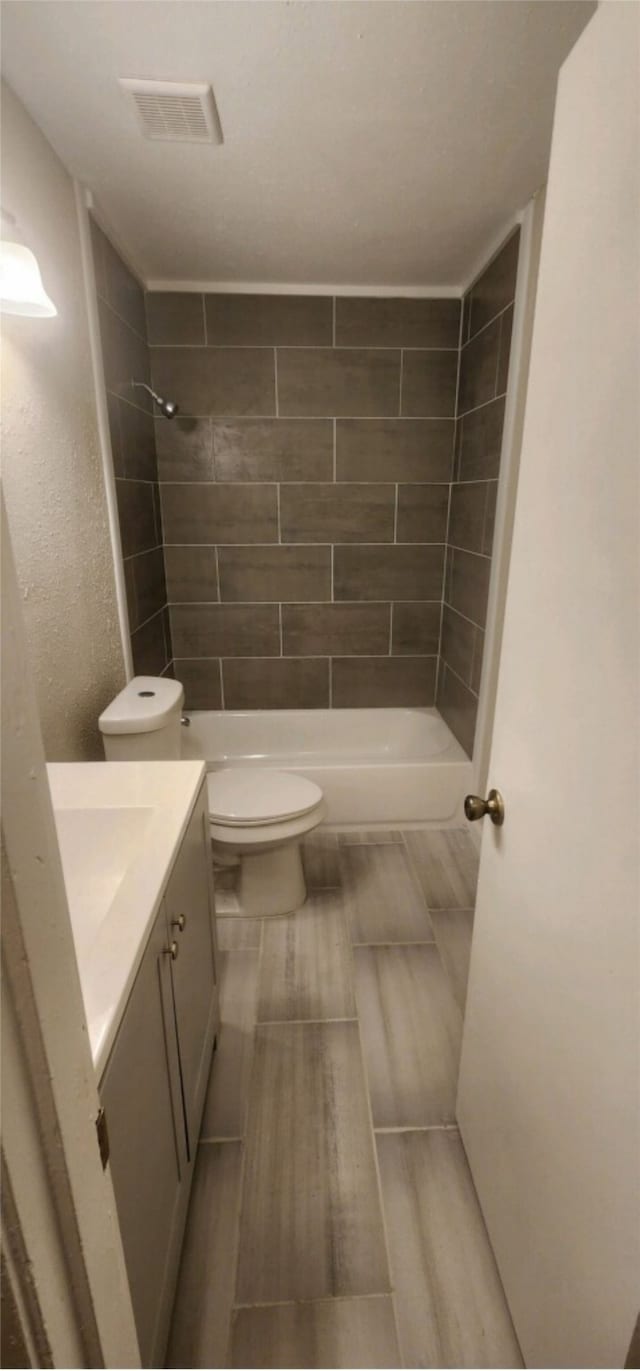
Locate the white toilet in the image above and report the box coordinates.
[98,676,325,916]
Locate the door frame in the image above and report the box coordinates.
[464,190,547,811]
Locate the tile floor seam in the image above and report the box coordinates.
[352,997,405,1369]
[255,1016,359,1026]
[231,1291,398,1312]
[224,914,265,1364]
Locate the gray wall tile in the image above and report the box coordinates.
[116,480,158,557]
[280,483,395,543]
[401,351,458,417]
[161,483,278,544]
[131,611,168,676]
[496,302,515,394]
[277,348,400,417]
[205,293,332,346]
[146,292,205,345]
[130,548,167,627]
[448,481,488,554]
[436,663,478,756]
[396,484,449,543]
[457,318,500,415]
[164,545,219,602]
[173,659,222,710]
[468,229,520,339]
[150,347,276,416]
[337,419,454,482]
[335,545,444,601]
[333,656,437,707]
[336,297,460,349]
[119,400,156,482]
[282,603,390,656]
[445,547,491,627]
[213,419,333,482]
[222,657,330,709]
[440,604,476,687]
[155,418,213,482]
[456,397,505,481]
[392,602,441,655]
[99,299,151,404]
[219,546,331,602]
[170,604,279,657]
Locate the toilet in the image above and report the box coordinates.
[98,676,325,916]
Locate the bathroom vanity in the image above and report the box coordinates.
[48,760,219,1367]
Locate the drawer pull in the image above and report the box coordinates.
[172,914,186,933]
[165,939,179,961]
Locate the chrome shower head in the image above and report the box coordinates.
[131,379,179,419]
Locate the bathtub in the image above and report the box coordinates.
[181,707,471,825]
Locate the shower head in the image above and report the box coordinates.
[131,379,179,419]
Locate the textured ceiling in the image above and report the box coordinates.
[1,0,594,288]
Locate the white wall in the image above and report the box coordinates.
[0,81,124,760]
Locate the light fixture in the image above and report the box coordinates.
[0,209,57,318]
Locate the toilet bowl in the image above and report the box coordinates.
[208,768,325,915]
[98,677,325,916]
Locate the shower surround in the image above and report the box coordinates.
[93,219,518,758]
[149,293,460,713]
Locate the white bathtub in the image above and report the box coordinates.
[181,707,471,824]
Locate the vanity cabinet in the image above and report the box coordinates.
[99,779,218,1367]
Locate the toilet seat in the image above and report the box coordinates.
[207,768,323,828]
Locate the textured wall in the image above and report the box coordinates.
[0,83,125,760]
[147,293,460,710]
[91,219,172,677]
[437,229,520,754]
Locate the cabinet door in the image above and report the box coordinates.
[166,781,218,1157]
[100,906,184,1366]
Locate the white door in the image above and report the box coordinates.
[457,5,640,1369]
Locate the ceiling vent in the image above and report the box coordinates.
[119,79,222,145]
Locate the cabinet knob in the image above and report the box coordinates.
[172,914,186,932]
[165,939,179,961]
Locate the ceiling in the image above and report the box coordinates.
[1,0,594,290]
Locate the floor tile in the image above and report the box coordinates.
[230,1296,400,1369]
[235,1021,390,1304]
[337,828,403,845]
[166,1141,242,1369]
[200,951,259,1139]
[217,917,263,951]
[355,945,462,1127]
[377,1130,522,1368]
[430,908,475,1013]
[340,843,434,943]
[404,828,479,909]
[302,829,342,888]
[257,891,356,1022]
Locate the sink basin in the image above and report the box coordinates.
[53,806,154,955]
[47,759,206,1075]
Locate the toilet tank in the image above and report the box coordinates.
[98,676,185,761]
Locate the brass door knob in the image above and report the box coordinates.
[165,939,179,961]
[464,789,505,826]
[172,914,186,932]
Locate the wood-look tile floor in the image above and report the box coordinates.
[168,826,522,1370]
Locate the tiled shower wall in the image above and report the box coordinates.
[437,229,520,754]
[92,222,519,756]
[147,295,460,711]
[90,218,172,676]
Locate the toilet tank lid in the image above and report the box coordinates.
[98,676,185,735]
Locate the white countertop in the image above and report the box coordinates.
[47,759,206,1078]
